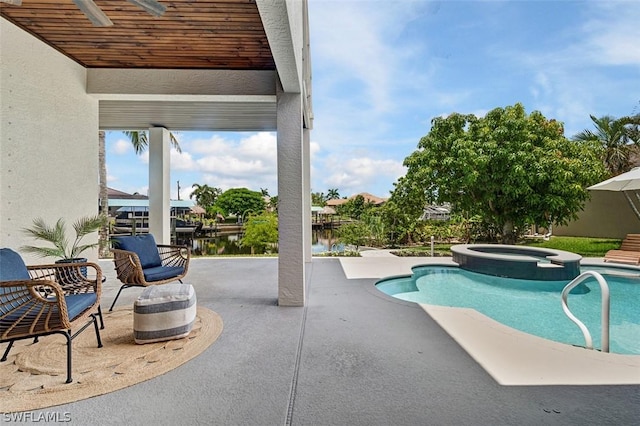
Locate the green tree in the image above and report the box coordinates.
[241,212,278,254]
[401,103,605,244]
[380,177,425,246]
[337,195,372,220]
[190,183,222,210]
[336,221,370,251]
[269,195,279,211]
[327,188,340,200]
[361,210,386,247]
[572,114,640,177]
[311,191,326,206]
[215,188,266,218]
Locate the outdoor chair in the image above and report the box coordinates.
[110,234,190,311]
[604,233,640,265]
[0,248,104,384]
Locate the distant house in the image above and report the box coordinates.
[420,205,451,221]
[326,192,388,207]
[103,187,194,218]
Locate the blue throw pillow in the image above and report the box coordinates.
[112,234,162,269]
[0,248,30,282]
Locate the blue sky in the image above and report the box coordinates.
[106,0,640,202]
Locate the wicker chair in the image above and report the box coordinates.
[110,234,190,311]
[0,248,104,384]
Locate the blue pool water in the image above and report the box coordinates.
[376,265,640,355]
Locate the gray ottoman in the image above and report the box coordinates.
[133,283,196,344]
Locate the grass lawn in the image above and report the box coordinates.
[519,236,621,257]
[393,236,622,257]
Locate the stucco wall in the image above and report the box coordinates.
[286,0,304,79]
[0,18,100,263]
[554,190,640,239]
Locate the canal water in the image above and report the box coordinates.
[190,228,337,255]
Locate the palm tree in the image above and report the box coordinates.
[123,130,182,154]
[327,188,340,200]
[97,130,182,257]
[22,215,106,260]
[625,113,640,146]
[190,183,222,209]
[572,114,640,177]
[98,131,109,257]
[311,191,326,206]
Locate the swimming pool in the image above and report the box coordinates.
[376,265,640,355]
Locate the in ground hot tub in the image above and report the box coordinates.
[450,244,581,281]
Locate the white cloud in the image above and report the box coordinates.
[307,1,437,196]
[489,2,640,135]
[197,156,271,177]
[135,185,149,196]
[188,134,234,155]
[531,72,551,100]
[237,132,277,160]
[582,2,640,66]
[194,132,276,179]
[320,156,405,196]
[171,150,196,171]
[164,132,280,193]
[112,138,132,155]
[311,1,428,115]
[309,141,321,158]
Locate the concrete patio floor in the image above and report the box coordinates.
[31,256,639,425]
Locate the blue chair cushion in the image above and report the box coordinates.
[143,266,185,282]
[0,248,30,282]
[63,293,98,320]
[112,235,162,269]
[3,294,96,325]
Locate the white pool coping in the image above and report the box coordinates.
[338,254,640,386]
[421,304,640,385]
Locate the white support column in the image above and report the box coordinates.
[148,127,171,244]
[277,91,305,306]
[302,128,312,263]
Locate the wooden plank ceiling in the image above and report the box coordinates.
[0,0,276,69]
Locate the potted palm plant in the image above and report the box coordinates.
[21,215,106,272]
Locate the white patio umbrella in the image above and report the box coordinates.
[589,167,640,191]
[588,167,640,219]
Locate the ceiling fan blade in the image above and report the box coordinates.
[128,0,166,17]
[1,0,165,25]
[73,0,113,27]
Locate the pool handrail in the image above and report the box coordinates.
[561,271,610,353]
